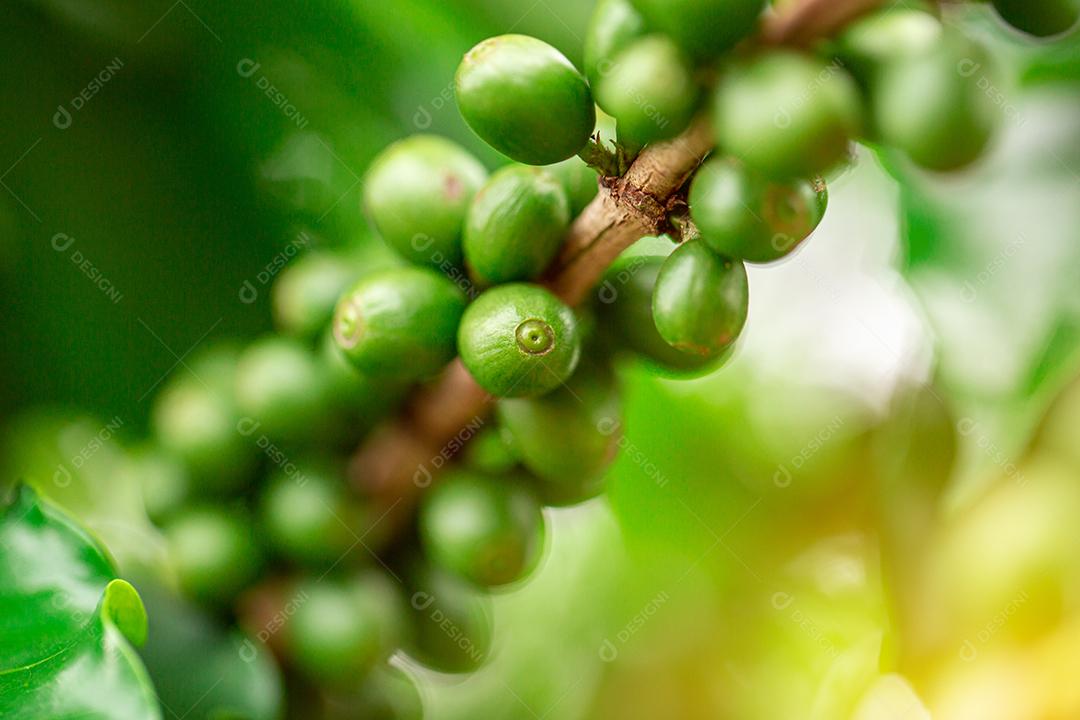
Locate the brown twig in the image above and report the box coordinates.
[348,0,889,516]
[760,0,887,46]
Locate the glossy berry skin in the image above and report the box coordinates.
[287,573,405,686]
[363,135,487,267]
[596,36,699,146]
[464,165,570,286]
[164,506,262,605]
[544,156,599,216]
[629,0,765,60]
[713,52,862,179]
[872,35,997,171]
[334,267,467,380]
[458,283,582,398]
[584,0,648,99]
[652,240,749,359]
[690,158,828,263]
[419,469,543,587]
[234,336,328,440]
[497,361,621,505]
[271,250,364,340]
[407,562,493,673]
[457,35,596,165]
[260,461,356,566]
[151,346,253,491]
[992,0,1078,37]
[600,248,724,376]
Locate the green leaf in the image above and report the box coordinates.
[0,485,160,720]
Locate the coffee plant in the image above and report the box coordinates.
[4,0,1077,718]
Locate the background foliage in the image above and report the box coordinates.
[3,1,1080,718]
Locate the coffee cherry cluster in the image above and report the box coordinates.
[122,1,1071,715]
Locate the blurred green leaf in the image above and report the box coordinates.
[0,485,160,720]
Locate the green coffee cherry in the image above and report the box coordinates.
[235,336,329,440]
[363,135,487,267]
[164,506,262,604]
[596,36,699,146]
[334,267,467,380]
[872,35,997,171]
[690,157,828,263]
[543,156,600,216]
[584,0,648,98]
[992,0,1079,37]
[629,0,765,60]
[833,6,944,88]
[458,283,582,398]
[456,35,596,165]
[464,165,570,286]
[151,346,253,491]
[260,460,357,566]
[652,240,749,358]
[406,563,493,673]
[419,469,543,587]
[462,427,520,475]
[271,250,364,340]
[599,246,722,375]
[287,573,406,686]
[497,361,621,505]
[713,51,862,179]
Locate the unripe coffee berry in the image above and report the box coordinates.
[457,35,595,165]
[497,360,621,505]
[333,267,466,380]
[286,573,405,686]
[713,51,862,179]
[406,563,493,673]
[234,336,329,440]
[872,34,997,171]
[834,6,943,88]
[464,165,570,286]
[584,0,648,100]
[164,506,262,605]
[600,244,725,376]
[419,469,543,587]
[596,36,699,146]
[458,283,582,398]
[260,460,358,566]
[271,249,363,340]
[151,346,253,491]
[652,240,749,358]
[363,135,487,267]
[690,157,827,263]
